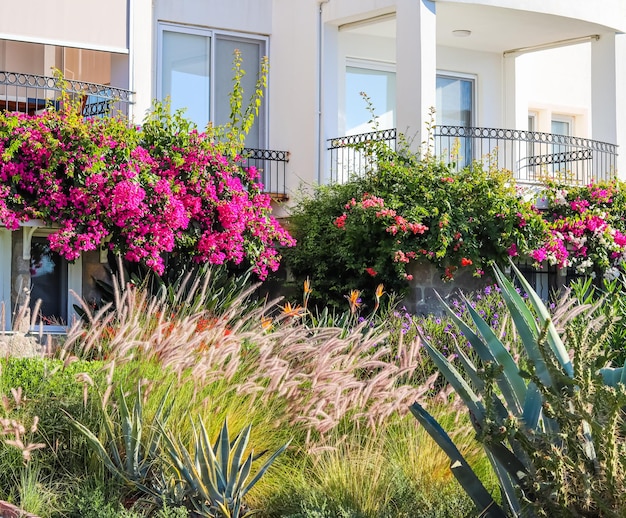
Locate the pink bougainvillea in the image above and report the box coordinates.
[530,180,626,279]
[0,106,294,278]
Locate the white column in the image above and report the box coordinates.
[503,53,529,131]
[395,0,436,151]
[128,0,154,123]
[502,52,531,181]
[591,32,626,178]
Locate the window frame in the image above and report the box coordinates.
[156,22,269,148]
[344,57,397,136]
[28,228,82,333]
[435,70,477,128]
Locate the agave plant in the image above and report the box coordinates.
[160,418,290,518]
[410,262,626,517]
[67,381,173,498]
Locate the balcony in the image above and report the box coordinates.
[241,148,289,200]
[0,71,133,118]
[327,126,618,186]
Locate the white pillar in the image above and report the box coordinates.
[503,53,529,131]
[395,0,436,151]
[591,32,626,178]
[128,0,153,123]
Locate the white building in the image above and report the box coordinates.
[1,0,625,329]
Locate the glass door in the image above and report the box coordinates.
[436,74,474,168]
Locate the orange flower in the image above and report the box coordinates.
[345,289,362,314]
[303,278,312,294]
[261,316,273,330]
[282,301,304,318]
[461,257,473,267]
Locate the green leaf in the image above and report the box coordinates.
[241,438,291,496]
[419,337,486,425]
[461,292,526,415]
[492,266,554,389]
[508,261,573,377]
[409,402,506,517]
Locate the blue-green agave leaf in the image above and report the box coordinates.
[508,261,573,377]
[483,441,530,488]
[435,291,498,366]
[461,293,525,415]
[422,339,486,424]
[485,450,522,517]
[452,340,484,392]
[409,402,507,517]
[521,381,542,431]
[492,266,554,389]
[599,358,626,386]
[241,438,291,496]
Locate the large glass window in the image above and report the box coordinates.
[158,24,267,148]
[345,61,396,135]
[551,117,573,174]
[29,237,68,325]
[436,74,474,168]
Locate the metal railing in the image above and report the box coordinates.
[327,126,618,185]
[0,71,133,118]
[327,128,397,183]
[435,126,617,184]
[242,147,289,199]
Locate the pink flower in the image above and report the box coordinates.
[531,247,548,263]
[334,213,348,229]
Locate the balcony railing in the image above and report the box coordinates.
[0,71,133,118]
[327,128,397,183]
[241,147,289,200]
[327,126,618,185]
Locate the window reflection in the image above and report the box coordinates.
[29,237,67,324]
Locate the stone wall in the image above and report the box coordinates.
[403,260,492,316]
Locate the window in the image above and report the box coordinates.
[158,23,267,149]
[30,237,68,324]
[436,74,475,168]
[551,116,573,174]
[345,59,396,135]
[23,230,82,331]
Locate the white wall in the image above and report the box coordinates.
[270,0,323,203]
[439,0,626,34]
[519,43,591,136]
[0,0,129,53]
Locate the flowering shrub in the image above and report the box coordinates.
[284,142,546,307]
[0,102,293,278]
[531,179,626,279]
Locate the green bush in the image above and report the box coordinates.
[0,358,106,495]
[283,143,546,309]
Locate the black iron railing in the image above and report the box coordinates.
[242,147,289,199]
[434,126,617,184]
[327,128,397,183]
[0,71,133,118]
[327,126,618,185]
